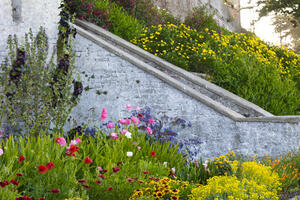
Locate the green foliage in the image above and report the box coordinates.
[184,5,224,33]
[132,24,300,115]
[66,0,143,41]
[257,0,300,26]
[0,126,186,199]
[0,28,80,135]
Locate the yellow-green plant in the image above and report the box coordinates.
[129,177,194,200]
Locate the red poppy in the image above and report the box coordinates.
[38,165,48,174]
[84,156,93,164]
[16,173,23,176]
[46,162,55,170]
[69,145,80,153]
[112,167,120,173]
[18,155,25,163]
[150,151,156,157]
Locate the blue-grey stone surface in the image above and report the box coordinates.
[69,34,300,160]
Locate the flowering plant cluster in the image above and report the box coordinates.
[132,24,300,115]
[0,28,81,136]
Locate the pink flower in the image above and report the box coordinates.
[107,122,114,129]
[148,119,155,124]
[119,119,126,125]
[110,132,119,139]
[75,138,81,143]
[0,131,2,135]
[143,170,149,174]
[0,148,3,156]
[127,178,134,183]
[98,174,105,179]
[96,180,102,184]
[126,104,132,110]
[70,140,78,145]
[98,166,102,171]
[131,116,140,125]
[136,106,141,111]
[125,118,131,125]
[137,146,141,150]
[112,168,120,173]
[100,108,107,121]
[108,187,113,191]
[146,127,153,134]
[121,129,127,134]
[55,137,66,146]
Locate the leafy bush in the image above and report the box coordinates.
[190,161,281,200]
[65,0,143,41]
[184,4,226,33]
[0,28,81,136]
[132,24,300,115]
[111,0,180,26]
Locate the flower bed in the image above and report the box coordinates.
[0,106,299,199]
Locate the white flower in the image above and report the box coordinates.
[125,131,132,139]
[163,162,168,167]
[172,167,175,173]
[70,140,78,145]
[0,148,3,156]
[126,152,133,157]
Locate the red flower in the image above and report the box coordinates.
[69,145,80,153]
[98,173,105,179]
[16,196,32,200]
[102,169,107,173]
[84,156,93,164]
[138,113,143,118]
[10,179,19,186]
[0,180,9,188]
[127,178,134,183]
[16,173,23,176]
[48,189,59,193]
[107,187,113,191]
[96,180,102,184]
[143,170,149,174]
[82,184,90,189]
[39,198,46,200]
[18,155,25,163]
[150,151,156,157]
[46,162,55,170]
[38,165,48,174]
[112,167,120,173]
[78,179,87,183]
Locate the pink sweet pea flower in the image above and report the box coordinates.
[98,166,103,171]
[137,146,141,150]
[126,104,132,110]
[55,137,66,146]
[148,119,155,124]
[0,148,3,156]
[131,116,140,125]
[146,127,153,134]
[121,129,128,134]
[75,138,81,143]
[125,118,131,125]
[100,108,108,121]
[107,122,114,129]
[136,106,141,111]
[110,133,119,139]
[119,119,126,125]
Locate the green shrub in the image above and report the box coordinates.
[0,28,81,135]
[132,24,300,115]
